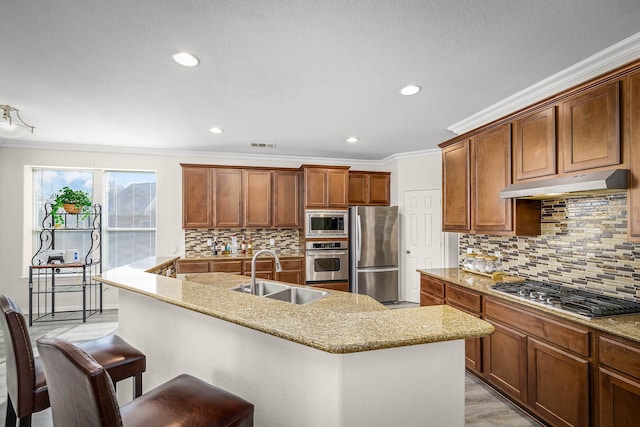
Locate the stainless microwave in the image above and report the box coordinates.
[305,210,348,238]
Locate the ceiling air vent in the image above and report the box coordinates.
[250,142,276,149]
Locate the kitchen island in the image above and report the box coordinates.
[97,258,494,427]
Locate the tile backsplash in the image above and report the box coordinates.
[185,229,302,257]
[459,193,640,300]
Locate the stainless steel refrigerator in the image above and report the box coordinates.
[349,206,399,302]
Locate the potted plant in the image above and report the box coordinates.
[50,186,92,225]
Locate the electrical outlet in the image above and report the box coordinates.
[270,238,275,245]
[207,239,212,247]
[494,251,501,259]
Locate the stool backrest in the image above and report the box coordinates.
[0,294,38,416]
[36,335,123,427]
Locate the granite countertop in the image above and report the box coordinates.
[418,268,640,344]
[96,263,494,354]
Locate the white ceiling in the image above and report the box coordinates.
[2,1,640,161]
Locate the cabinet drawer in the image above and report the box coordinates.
[279,258,303,270]
[420,291,444,306]
[447,285,481,313]
[242,259,273,272]
[420,275,445,298]
[599,335,640,380]
[485,297,590,357]
[176,260,210,273]
[210,260,243,274]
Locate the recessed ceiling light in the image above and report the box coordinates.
[346,137,359,143]
[400,85,421,96]
[209,127,224,134]
[173,52,199,67]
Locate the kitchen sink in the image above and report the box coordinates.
[229,281,329,305]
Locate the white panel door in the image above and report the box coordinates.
[402,189,443,302]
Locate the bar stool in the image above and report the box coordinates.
[36,335,254,427]
[0,295,146,427]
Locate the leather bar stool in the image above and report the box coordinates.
[36,335,254,427]
[0,295,146,427]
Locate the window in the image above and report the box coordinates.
[31,168,156,269]
[105,171,156,269]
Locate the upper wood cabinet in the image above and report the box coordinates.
[348,171,391,206]
[273,170,300,228]
[628,71,640,241]
[442,140,470,232]
[182,167,214,229]
[303,166,349,208]
[561,81,621,173]
[215,169,243,227]
[243,170,272,227]
[513,106,557,181]
[471,124,513,233]
[181,165,300,229]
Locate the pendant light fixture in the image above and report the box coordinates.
[0,104,35,138]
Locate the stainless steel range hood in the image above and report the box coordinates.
[499,169,628,199]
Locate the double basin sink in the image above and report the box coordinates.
[230,281,329,305]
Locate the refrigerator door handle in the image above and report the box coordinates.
[357,267,398,273]
[356,214,362,262]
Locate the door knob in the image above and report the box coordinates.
[405,250,411,254]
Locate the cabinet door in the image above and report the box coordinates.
[273,171,300,228]
[275,258,304,285]
[210,260,243,274]
[244,170,272,227]
[442,140,470,232]
[182,167,213,229]
[484,320,529,404]
[215,169,243,227]
[327,169,348,207]
[449,302,483,374]
[514,106,557,181]
[243,259,273,280]
[471,124,513,233]
[561,81,620,173]
[176,260,210,273]
[304,168,327,207]
[628,72,640,241]
[528,337,590,427]
[368,173,390,205]
[420,292,444,306]
[348,173,368,205]
[599,367,640,427]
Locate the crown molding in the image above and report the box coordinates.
[447,31,640,135]
[0,139,384,168]
[381,148,440,164]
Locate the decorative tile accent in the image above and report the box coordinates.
[185,229,302,257]
[459,193,640,300]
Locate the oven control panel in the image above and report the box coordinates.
[306,241,348,250]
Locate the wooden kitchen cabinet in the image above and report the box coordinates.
[243,169,272,227]
[275,257,304,285]
[628,71,640,241]
[215,169,243,227]
[598,333,640,426]
[242,259,273,280]
[348,171,391,206]
[420,275,445,306]
[176,259,211,274]
[273,170,300,228]
[182,167,214,228]
[303,165,349,208]
[210,259,243,274]
[561,81,621,173]
[513,106,557,181]
[442,139,470,232]
[471,124,513,234]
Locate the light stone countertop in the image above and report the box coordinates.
[96,261,494,354]
[418,268,640,344]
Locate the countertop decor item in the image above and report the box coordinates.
[51,186,92,225]
[0,104,34,138]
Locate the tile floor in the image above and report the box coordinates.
[1,308,543,426]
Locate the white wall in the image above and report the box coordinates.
[388,150,459,300]
[0,144,446,310]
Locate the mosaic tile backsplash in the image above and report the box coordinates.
[185,229,302,257]
[459,193,640,300]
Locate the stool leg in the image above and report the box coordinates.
[133,373,143,398]
[17,416,31,427]
[5,394,17,427]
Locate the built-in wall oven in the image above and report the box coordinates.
[305,241,349,283]
[305,210,348,239]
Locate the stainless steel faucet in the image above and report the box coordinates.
[250,249,282,295]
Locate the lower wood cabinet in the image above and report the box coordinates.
[177,257,304,284]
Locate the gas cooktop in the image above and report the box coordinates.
[491,281,640,319]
